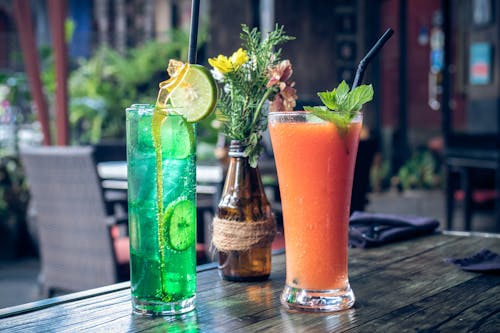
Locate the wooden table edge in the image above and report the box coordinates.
[0,262,220,319]
[442,230,500,239]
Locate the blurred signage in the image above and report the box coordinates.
[470,42,492,85]
[473,0,493,26]
[431,50,444,73]
[430,15,444,73]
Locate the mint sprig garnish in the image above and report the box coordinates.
[304,80,373,134]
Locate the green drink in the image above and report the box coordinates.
[126,104,196,315]
[126,60,216,316]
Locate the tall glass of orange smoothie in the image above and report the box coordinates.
[269,110,362,312]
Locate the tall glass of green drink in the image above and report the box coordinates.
[126,104,197,315]
[126,60,217,316]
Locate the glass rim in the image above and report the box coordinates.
[126,104,187,115]
[268,110,363,115]
[268,110,363,121]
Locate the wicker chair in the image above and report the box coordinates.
[20,146,129,297]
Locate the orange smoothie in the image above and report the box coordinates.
[269,113,362,291]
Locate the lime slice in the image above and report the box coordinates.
[164,199,196,251]
[169,64,217,123]
[160,115,195,159]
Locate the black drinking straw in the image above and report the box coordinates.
[188,0,200,64]
[351,28,394,90]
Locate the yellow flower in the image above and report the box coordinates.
[229,48,249,70]
[209,48,249,74]
[208,54,233,74]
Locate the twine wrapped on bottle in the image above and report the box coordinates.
[212,216,276,252]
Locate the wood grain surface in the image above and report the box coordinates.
[1,232,499,332]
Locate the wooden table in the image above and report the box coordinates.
[1,232,499,332]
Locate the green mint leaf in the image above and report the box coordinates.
[307,108,340,123]
[346,84,374,112]
[304,105,328,112]
[307,82,373,135]
[328,113,350,137]
[335,80,350,105]
[306,107,350,137]
[317,91,338,110]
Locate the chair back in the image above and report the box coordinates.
[21,146,119,295]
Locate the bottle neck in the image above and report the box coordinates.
[228,140,245,158]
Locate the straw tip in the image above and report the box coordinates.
[383,28,395,39]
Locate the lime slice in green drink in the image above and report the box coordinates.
[165,199,196,251]
[160,114,195,159]
[169,64,217,123]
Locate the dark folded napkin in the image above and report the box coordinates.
[349,211,440,248]
[444,249,500,273]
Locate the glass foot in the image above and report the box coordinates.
[280,283,355,312]
[132,295,195,316]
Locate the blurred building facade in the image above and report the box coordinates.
[208,0,499,173]
[0,0,498,165]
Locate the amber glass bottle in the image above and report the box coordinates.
[214,140,275,281]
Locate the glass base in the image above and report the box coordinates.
[132,295,195,316]
[280,283,355,312]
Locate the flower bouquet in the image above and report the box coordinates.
[209,24,296,281]
[209,24,297,167]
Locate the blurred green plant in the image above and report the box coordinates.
[40,27,217,146]
[0,155,28,218]
[0,73,36,258]
[0,72,33,122]
[0,154,31,258]
[69,32,189,143]
[395,150,441,192]
[369,155,390,193]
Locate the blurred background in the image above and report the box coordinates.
[0,0,498,308]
